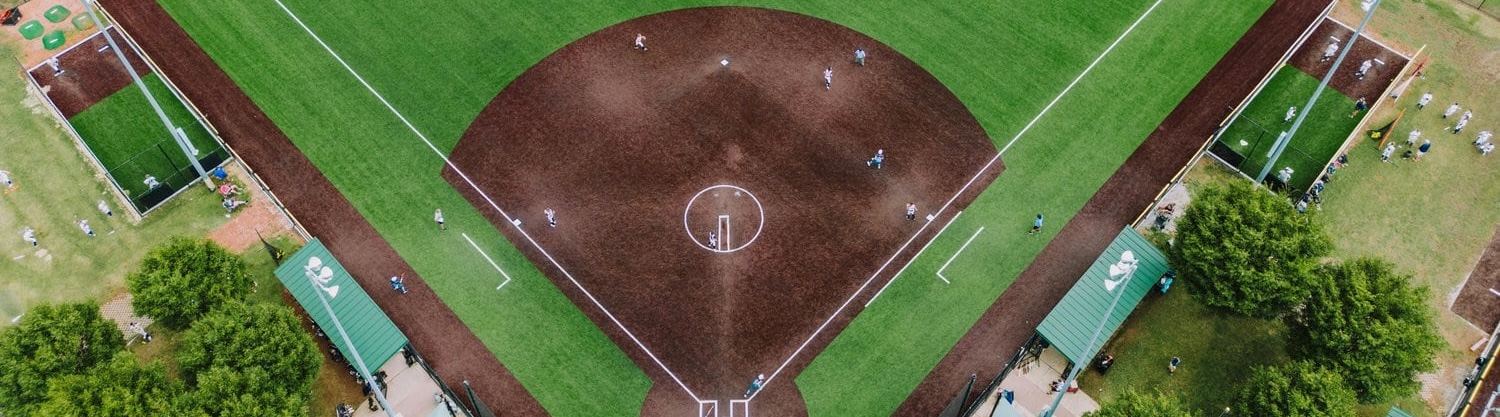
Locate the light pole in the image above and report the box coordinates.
[1043,251,1139,417]
[1220,407,1231,417]
[302,257,396,416]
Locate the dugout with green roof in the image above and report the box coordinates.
[275,238,408,366]
[1036,227,1169,365]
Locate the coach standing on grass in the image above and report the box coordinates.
[434,208,445,230]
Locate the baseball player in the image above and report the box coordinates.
[1029,214,1044,235]
[743,374,766,398]
[79,220,94,237]
[905,203,917,221]
[1284,106,1296,123]
[1381,143,1396,162]
[867,149,884,169]
[46,57,63,76]
[97,200,113,217]
[1416,92,1432,109]
[1406,129,1421,147]
[143,175,161,190]
[1355,59,1372,79]
[389,275,409,294]
[1444,103,1460,119]
[0,169,12,189]
[1460,110,1473,123]
[823,67,833,90]
[634,34,647,51]
[434,209,445,230]
[1320,42,1338,62]
[854,48,866,66]
[544,208,557,227]
[1454,118,1469,134]
[707,231,718,250]
[1415,140,1431,161]
[21,227,37,247]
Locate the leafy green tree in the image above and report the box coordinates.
[1169,180,1331,318]
[1233,361,1356,417]
[126,237,252,329]
[0,302,125,416]
[36,351,183,416]
[1286,258,1443,402]
[183,367,308,417]
[1084,391,1195,417]
[176,302,319,416]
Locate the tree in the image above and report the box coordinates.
[126,237,252,329]
[0,302,125,416]
[175,302,319,416]
[1286,258,1443,402]
[1233,361,1356,417]
[1084,391,1194,417]
[1169,180,1332,318]
[36,351,183,416]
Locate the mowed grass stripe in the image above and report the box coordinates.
[798,0,1275,415]
[153,1,652,415]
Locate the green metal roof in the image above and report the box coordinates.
[275,238,408,366]
[1385,407,1414,417]
[1036,227,1169,365]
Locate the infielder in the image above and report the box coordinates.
[633,34,647,51]
[544,208,557,227]
[823,67,833,90]
[905,203,917,221]
[854,48,866,66]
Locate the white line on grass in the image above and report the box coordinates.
[755,0,1164,399]
[462,233,513,290]
[864,211,963,308]
[936,227,986,284]
[271,0,701,402]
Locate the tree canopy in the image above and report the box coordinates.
[1084,391,1195,417]
[1169,180,1332,318]
[175,302,320,416]
[36,351,183,417]
[126,237,252,329]
[0,302,125,416]
[1233,361,1356,417]
[1286,258,1442,403]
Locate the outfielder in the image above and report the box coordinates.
[545,208,557,227]
[633,34,647,51]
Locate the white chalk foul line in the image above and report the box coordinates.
[756,0,1164,398]
[271,0,701,402]
[865,211,963,307]
[462,233,513,290]
[936,227,986,284]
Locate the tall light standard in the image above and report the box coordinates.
[1043,251,1139,417]
[302,256,396,416]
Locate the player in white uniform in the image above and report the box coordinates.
[823,67,833,90]
[634,34,647,51]
[707,231,718,250]
[544,208,557,227]
[1355,59,1372,79]
[1416,92,1432,109]
[1321,42,1338,62]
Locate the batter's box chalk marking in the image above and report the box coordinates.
[462,233,514,290]
[730,399,750,417]
[698,400,719,417]
[866,211,963,307]
[936,226,986,284]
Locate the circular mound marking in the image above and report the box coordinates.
[683,184,764,253]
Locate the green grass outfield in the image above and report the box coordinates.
[67,73,223,202]
[1215,65,1359,190]
[154,0,1271,414]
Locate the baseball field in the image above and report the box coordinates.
[94,0,1308,414]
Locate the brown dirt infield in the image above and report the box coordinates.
[893,1,1335,414]
[96,0,549,415]
[443,7,1000,415]
[1454,227,1500,332]
[26,26,152,119]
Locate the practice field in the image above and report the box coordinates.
[107,0,1283,415]
[1215,66,1359,190]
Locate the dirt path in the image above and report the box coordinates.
[95,1,548,415]
[892,1,1335,414]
